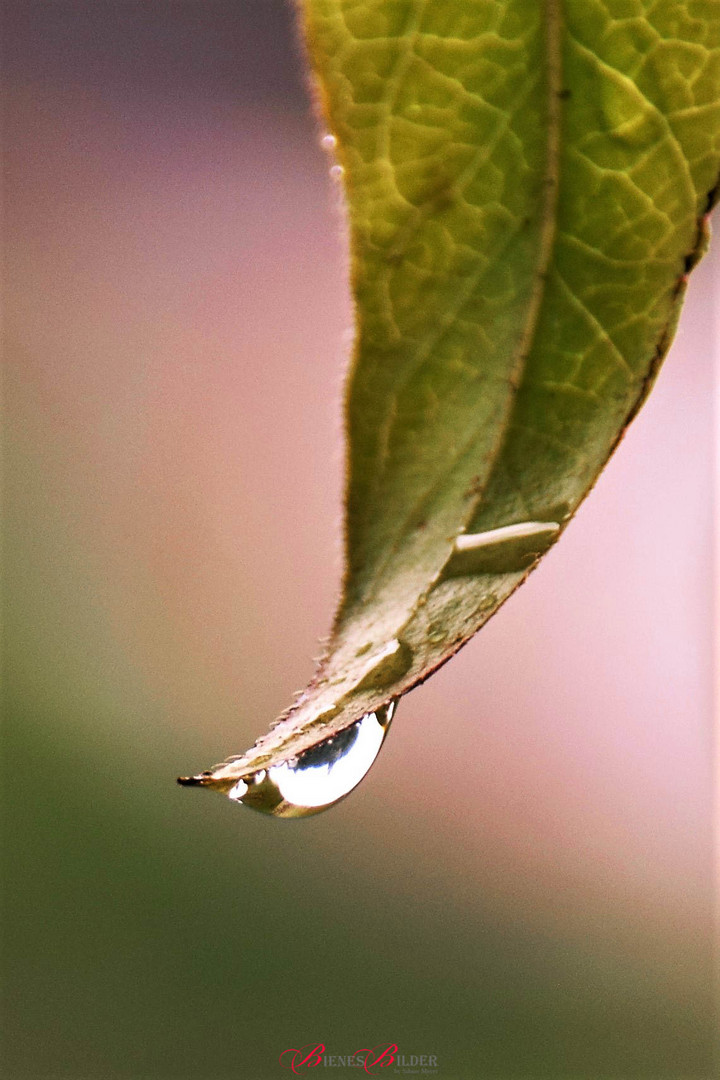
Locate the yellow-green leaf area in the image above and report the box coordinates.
[188,0,720,791]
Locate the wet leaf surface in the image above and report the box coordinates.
[182,0,720,806]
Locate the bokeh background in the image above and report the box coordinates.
[3,3,718,1078]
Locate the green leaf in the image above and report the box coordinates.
[181,0,720,803]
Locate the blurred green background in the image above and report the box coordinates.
[3,3,717,1078]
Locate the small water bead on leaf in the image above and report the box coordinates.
[320,133,337,151]
[442,521,560,577]
[329,164,345,181]
[477,593,498,614]
[354,638,412,691]
[226,702,396,818]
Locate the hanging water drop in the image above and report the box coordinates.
[329,164,345,181]
[225,702,396,818]
[320,133,337,151]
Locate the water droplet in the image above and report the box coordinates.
[443,521,559,577]
[354,638,412,690]
[321,133,337,151]
[329,164,345,181]
[228,702,396,818]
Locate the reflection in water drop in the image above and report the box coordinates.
[229,702,396,818]
[329,164,345,181]
[320,133,337,150]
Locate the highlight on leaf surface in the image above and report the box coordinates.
[179,0,720,816]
